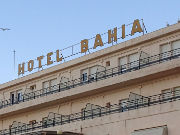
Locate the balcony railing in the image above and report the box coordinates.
[0,89,180,135]
[0,48,180,110]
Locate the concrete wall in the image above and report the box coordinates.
[37,98,180,135]
[0,23,180,134]
[0,73,180,130]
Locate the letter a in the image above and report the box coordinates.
[131,19,143,35]
[94,34,103,49]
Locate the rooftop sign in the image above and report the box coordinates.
[18,19,145,76]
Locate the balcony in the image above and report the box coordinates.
[0,89,180,135]
[0,48,180,111]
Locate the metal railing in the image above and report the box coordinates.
[0,48,180,110]
[1,89,180,135]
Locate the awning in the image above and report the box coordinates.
[131,126,168,135]
[20,131,83,135]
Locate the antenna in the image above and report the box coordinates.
[13,50,16,72]
[178,18,180,23]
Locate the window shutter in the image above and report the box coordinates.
[161,44,171,53]
[90,66,98,80]
[129,53,139,68]
[50,79,57,90]
[172,40,180,50]
[119,57,127,66]
[119,57,128,71]
[43,81,50,94]
[174,87,180,97]
[43,81,49,89]
[129,53,139,63]
[162,89,172,101]
[160,44,171,59]
[172,40,180,56]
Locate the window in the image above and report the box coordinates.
[129,53,139,68]
[60,77,69,89]
[81,66,103,82]
[29,120,36,125]
[161,89,172,101]
[173,86,180,98]
[10,91,16,104]
[106,102,111,108]
[42,117,47,127]
[30,85,36,90]
[172,40,180,56]
[172,40,180,50]
[106,61,110,67]
[43,81,49,89]
[43,79,57,93]
[43,81,50,94]
[119,53,139,71]
[17,90,23,102]
[10,89,23,104]
[81,68,88,82]
[119,98,129,111]
[160,40,180,60]
[106,102,111,112]
[160,44,171,53]
[161,87,180,101]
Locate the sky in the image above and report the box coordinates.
[0,0,179,84]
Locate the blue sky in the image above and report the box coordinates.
[0,0,179,84]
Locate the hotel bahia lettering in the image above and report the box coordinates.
[18,19,143,75]
[1,19,180,135]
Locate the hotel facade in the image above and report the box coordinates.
[0,22,180,135]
